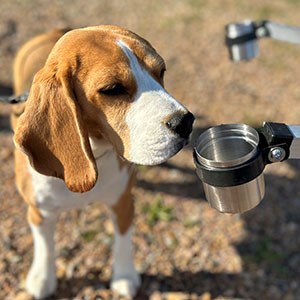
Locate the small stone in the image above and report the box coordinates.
[56,258,67,278]
[164,292,189,300]
[66,261,78,279]
[104,219,114,234]
[8,254,22,264]
[97,289,113,299]
[150,291,163,300]
[201,292,212,300]
[1,147,12,161]
[14,291,33,300]
[291,280,298,290]
[267,285,281,299]
[82,286,94,296]
[224,289,235,297]
[283,292,296,300]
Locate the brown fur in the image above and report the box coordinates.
[13,26,166,230]
[112,167,136,234]
[13,29,68,225]
[14,67,98,193]
[12,29,70,130]
[15,148,42,225]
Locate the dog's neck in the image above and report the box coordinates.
[89,137,114,160]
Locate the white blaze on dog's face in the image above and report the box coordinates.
[117,40,191,165]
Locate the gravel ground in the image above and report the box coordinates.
[1,1,300,299]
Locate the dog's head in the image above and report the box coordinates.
[14,26,194,193]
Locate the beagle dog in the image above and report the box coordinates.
[12,26,194,299]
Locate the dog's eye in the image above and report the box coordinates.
[99,83,126,96]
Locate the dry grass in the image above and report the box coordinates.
[1,1,300,299]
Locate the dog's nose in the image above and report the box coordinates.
[166,111,195,139]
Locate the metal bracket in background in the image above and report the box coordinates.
[225,20,300,61]
[225,20,270,47]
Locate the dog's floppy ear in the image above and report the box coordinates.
[14,68,97,193]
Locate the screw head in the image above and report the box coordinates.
[256,27,268,38]
[268,147,286,163]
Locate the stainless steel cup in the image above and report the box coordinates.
[226,21,259,61]
[195,124,265,214]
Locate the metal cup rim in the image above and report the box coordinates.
[195,123,260,168]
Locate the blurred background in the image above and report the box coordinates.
[1,1,300,299]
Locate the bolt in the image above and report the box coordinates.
[268,147,286,163]
[256,27,268,38]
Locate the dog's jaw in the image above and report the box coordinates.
[118,40,189,165]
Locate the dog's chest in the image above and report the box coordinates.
[29,150,131,213]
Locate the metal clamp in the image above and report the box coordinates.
[225,20,300,61]
[194,122,298,214]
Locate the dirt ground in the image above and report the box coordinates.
[1,1,300,299]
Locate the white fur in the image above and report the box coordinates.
[26,215,57,299]
[118,40,188,165]
[29,141,129,212]
[110,225,141,297]
[26,139,137,298]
